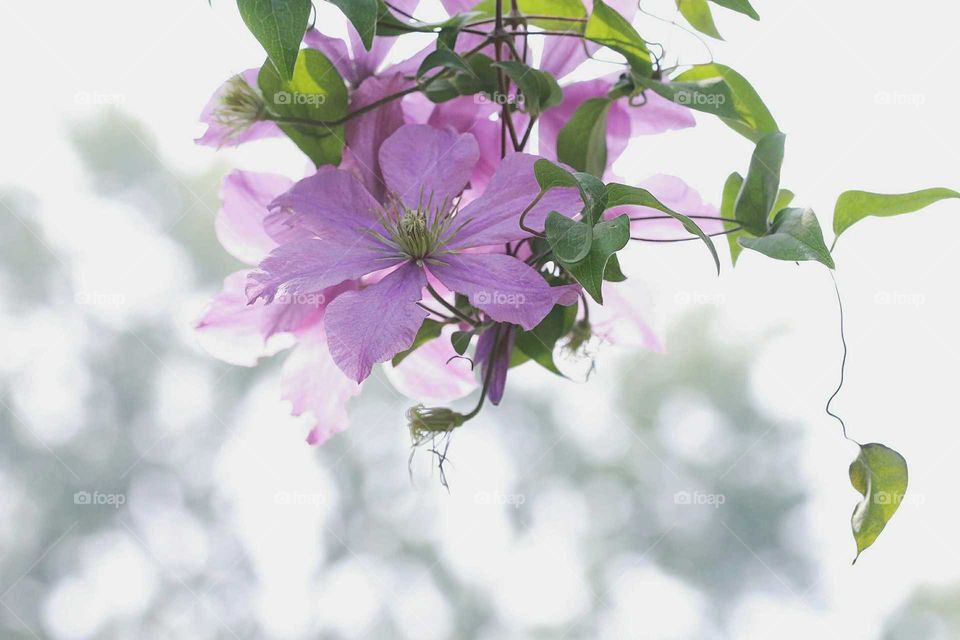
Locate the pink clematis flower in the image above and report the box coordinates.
[247,124,582,383]
[196,169,476,444]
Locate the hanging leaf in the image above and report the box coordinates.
[451,330,473,356]
[636,77,740,122]
[833,188,960,239]
[849,443,908,562]
[603,254,627,282]
[722,172,745,266]
[533,160,609,225]
[237,0,312,81]
[585,0,653,77]
[328,0,379,50]
[417,49,477,80]
[391,319,445,366]
[709,0,759,19]
[546,212,593,262]
[557,215,631,303]
[514,304,579,376]
[493,61,563,116]
[675,63,777,141]
[676,0,723,39]
[259,49,349,167]
[734,132,786,235]
[471,0,587,31]
[557,98,612,177]
[605,183,721,274]
[739,207,835,268]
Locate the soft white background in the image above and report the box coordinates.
[0,1,958,638]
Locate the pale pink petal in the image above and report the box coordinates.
[281,329,362,445]
[589,285,663,352]
[379,124,479,209]
[606,174,722,237]
[196,69,282,147]
[324,262,428,382]
[451,153,581,248]
[429,253,575,330]
[216,171,293,265]
[540,0,638,79]
[385,328,478,404]
[302,31,356,83]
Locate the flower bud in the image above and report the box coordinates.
[212,75,267,141]
[407,405,466,443]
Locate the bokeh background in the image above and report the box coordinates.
[1,1,959,638]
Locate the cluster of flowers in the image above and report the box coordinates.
[195,0,741,446]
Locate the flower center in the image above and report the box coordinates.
[377,192,467,261]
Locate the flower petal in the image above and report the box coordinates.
[324,262,428,382]
[475,325,516,405]
[450,153,581,248]
[195,270,322,366]
[606,174,721,237]
[247,237,395,304]
[196,69,281,147]
[429,253,574,330]
[281,329,362,445]
[302,30,356,84]
[385,327,478,404]
[269,169,386,242]
[379,124,479,210]
[540,0,638,79]
[343,73,408,201]
[216,171,293,264]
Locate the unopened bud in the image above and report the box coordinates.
[407,405,466,443]
[212,75,267,141]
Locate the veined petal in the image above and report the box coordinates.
[343,73,408,201]
[429,253,575,330]
[281,329,362,445]
[385,327,477,404]
[247,237,396,303]
[450,153,580,248]
[324,262,428,382]
[607,174,722,236]
[475,325,516,405]
[379,124,479,210]
[196,68,281,147]
[216,171,293,265]
[303,30,357,85]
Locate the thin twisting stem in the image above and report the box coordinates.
[826,272,857,444]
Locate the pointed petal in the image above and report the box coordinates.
[451,153,581,248]
[324,263,428,382]
[430,253,574,330]
[379,124,479,209]
[216,171,293,264]
[475,325,516,405]
[281,330,362,445]
[303,30,357,84]
[343,73,408,201]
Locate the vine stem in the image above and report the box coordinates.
[630,227,741,242]
[826,271,858,444]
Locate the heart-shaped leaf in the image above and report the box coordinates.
[849,443,908,562]
[514,303,579,376]
[675,63,777,142]
[734,131,786,235]
[739,207,835,268]
[557,98,613,177]
[833,188,960,239]
[238,0,312,81]
[676,0,722,39]
[328,0,379,50]
[546,212,593,262]
[585,0,652,77]
[418,49,477,80]
[557,214,631,303]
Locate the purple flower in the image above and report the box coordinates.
[248,124,582,383]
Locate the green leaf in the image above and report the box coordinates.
[606,183,721,274]
[514,303,579,375]
[833,188,960,238]
[259,49,349,167]
[771,189,795,218]
[237,0,312,81]
[739,207,835,269]
[328,0,379,50]
[722,172,745,266]
[417,48,477,80]
[557,214,631,303]
[392,319,445,366]
[533,160,609,225]
[675,63,777,142]
[676,0,722,39]
[546,212,593,262]
[471,0,587,31]
[451,330,473,355]
[734,132,786,235]
[849,443,908,562]
[603,254,627,282]
[585,0,652,77]
[557,97,612,177]
[493,61,562,116]
[709,0,759,19]
[636,76,741,124]
[534,159,579,190]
